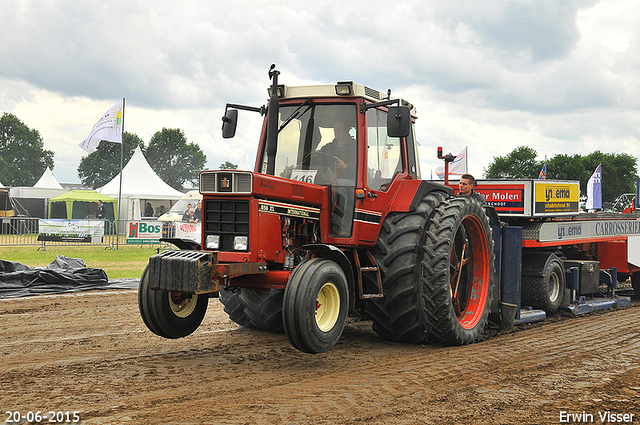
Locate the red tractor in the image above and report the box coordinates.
[139,65,496,354]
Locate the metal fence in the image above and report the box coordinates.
[0,218,169,250]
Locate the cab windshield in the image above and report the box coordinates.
[260,103,357,187]
[260,103,357,237]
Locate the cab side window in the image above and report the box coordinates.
[367,108,402,191]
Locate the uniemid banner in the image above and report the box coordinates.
[38,219,105,243]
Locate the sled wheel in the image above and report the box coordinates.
[633,273,640,299]
[283,258,349,354]
[423,196,494,345]
[138,265,208,339]
[522,252,565,314]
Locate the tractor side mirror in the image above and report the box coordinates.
[222,109,238,139]
[387,105,411,138]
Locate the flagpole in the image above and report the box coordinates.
[465,146,468,177]
[117,98,125,250]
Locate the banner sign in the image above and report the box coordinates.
[475,184,526,215]
[533,181,580,214]
[38,219,105,243]
[126,221,162,244]
[174,222,201,244]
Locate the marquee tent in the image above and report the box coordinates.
[33,167,64,189]
[48,190,118,221]
[97,146,184,220]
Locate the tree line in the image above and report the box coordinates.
[484,146,638,206]
[2,112,638,203]
[78,129,206,191]
[0,112,206,191]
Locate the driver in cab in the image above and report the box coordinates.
[318,120,357,181]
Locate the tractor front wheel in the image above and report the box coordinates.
[138,265,208,339]
[283,258,349,354]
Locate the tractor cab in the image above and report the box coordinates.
[223,68,420,241]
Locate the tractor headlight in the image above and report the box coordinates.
[206,235,220,250]
[233,236,248,251]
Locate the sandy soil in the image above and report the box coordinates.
[1,290,639,425]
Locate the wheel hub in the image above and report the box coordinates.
[315,282,340,332]
[169,292,198,318]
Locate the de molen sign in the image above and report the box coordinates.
[127,221,162,244]
[474,183,526,215]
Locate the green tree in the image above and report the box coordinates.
[486,146,638,205]
[219,161,237,170]
[483,146,542,179]
[77,132,144,189]
[0,113,54,186]
[145,128,207,191]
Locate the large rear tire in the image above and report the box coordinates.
[138,265,208,339]
[422,197,494,345]
[239,288,284,332]
[366,192,447,343]
[219,287,251,327]
[283,258,349,354]
[219,287,284,332]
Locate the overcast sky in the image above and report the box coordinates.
[1,0,639,184]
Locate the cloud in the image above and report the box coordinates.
[0,0,639,184]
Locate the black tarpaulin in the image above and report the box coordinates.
[0,255,139,298]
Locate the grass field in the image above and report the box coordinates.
[0,245,159,279]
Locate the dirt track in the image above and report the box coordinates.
[1,290,639,425]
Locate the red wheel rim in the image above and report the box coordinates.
[450,214,490,329]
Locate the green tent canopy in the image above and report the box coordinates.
[48,190,118,221]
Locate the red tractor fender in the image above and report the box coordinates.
[388,180,454,213]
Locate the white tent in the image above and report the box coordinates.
[9,168,68,217]
[237,154,252,171]
[33,167,64,189]
[97,146,185,221]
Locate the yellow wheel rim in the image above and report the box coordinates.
[315,282,340,332]
[169,292,198,318]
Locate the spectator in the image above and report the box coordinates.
[96,200,106,219]
[144,202,153,217]
[458,174,486,205]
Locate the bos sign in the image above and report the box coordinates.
[127,221,162,244]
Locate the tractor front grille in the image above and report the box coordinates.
[204,199,250,251]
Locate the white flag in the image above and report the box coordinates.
[586,164,602,211]
[79,100,123,153]
[436,147,467,180]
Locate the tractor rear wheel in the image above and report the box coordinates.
[422,197,495,345]
[219,287,251,327]
[366,191,447,343]
[283,258,349,354]
[138,265,209,339]
[219,287,284,332]
[239,288,284,332]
